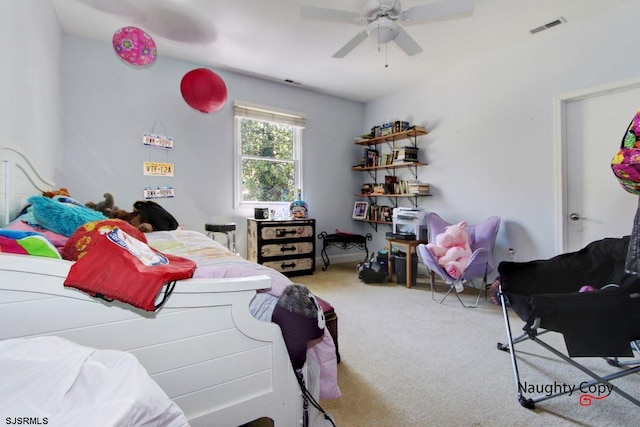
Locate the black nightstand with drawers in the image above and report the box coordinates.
[247,218,315,276]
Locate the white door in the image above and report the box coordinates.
[564,85,640,252]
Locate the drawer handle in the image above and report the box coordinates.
[281,262,296,270]
[276,229,297,237]
[280,246,296,253]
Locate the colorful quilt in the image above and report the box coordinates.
[0,230,61,259]
[146,229,293,297]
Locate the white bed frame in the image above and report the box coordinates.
[0,146,306,426]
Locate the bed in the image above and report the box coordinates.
[0,146,339,426]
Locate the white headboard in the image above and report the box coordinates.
[0,146,55,227]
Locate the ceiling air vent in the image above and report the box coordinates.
[530,17,566,34]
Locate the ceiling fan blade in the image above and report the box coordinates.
[300,6,363,24]
[402,0,474,23]
[332,30,369,58]
[393,26,423,56]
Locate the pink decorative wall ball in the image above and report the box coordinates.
[112,26,157,67]
[180,68,228,113]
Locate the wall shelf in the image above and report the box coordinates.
[354,126,428,146]
[354,193,430,198]
[352,161,427,172]
[352,123,430,228]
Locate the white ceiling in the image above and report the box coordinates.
[51,0,636,103]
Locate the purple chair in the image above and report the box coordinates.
[417,213,501,307]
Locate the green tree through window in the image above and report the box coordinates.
[234,102,305,206]
[240,119,295,202]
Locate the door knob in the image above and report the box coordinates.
[569,213,585,221]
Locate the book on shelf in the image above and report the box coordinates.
[392,146,419,163]
[384,175,397,194]
[372,184,385,195]
[407,182,430,195]
[393,121,411,133]
[380,123,393,136]
[368,204,380,221]
[364,148,379,168]
[361,180,428,196]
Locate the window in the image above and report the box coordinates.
[234,101,306,207]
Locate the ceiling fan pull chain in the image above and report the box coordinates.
[385,43,389,68]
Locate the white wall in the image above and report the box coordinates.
[364,1,640,265]
[0,0,63,179]
[6,0,640,267]
[1,0,366,261]
[59,35,364,257]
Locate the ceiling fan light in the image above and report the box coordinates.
[367,18,399,44]
[376,27,398,44]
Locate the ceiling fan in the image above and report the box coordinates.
[301,0,474,58]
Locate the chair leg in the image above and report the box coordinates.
[442,265,490,308]
[451,283,480,308]
[464,278,486,308]
[431,273,482,308]
[498,291,535,408]
[429,270,453,303]
[468,265,491,307]
[430,273,456,304]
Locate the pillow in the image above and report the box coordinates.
[61,219,147,261]
[28,196,106,237]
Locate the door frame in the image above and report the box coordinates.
[554,75,640,253]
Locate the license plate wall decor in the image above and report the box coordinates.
[143,185,175,199]
[143,161,174,177]
[143,133,174,149]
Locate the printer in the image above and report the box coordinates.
[391,208,429,241]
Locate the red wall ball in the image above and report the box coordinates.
[180,68,228,113]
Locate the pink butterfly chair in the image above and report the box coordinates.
[417,213,501,307]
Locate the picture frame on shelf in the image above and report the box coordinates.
[352,201,369,220]
[380,206,392,223]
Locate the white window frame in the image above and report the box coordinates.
[233,101,306,208]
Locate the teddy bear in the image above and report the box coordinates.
[112,207,154,233]
[426,220,472,282]
[85,192,117,218]
[42,187,70,198]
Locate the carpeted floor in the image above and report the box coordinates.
[295,262,639,427]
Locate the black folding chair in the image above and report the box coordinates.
[496,236,640,408]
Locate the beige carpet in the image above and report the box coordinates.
[296,262,639,427]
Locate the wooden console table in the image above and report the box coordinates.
[386,238,427,288]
